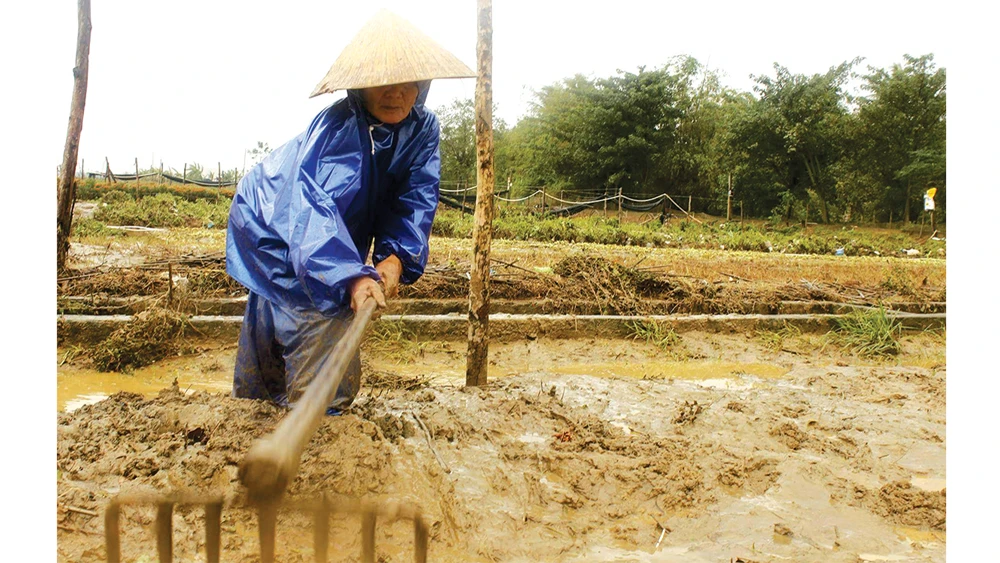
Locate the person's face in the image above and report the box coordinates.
[361,82,420,124]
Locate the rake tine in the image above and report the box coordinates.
[361,511,376,563]
[414,516,428,563]
[104,501,121,563]
[205,501,223,563]
[156,502,173,563]
[258,502,278,563]
[314,494,329,563]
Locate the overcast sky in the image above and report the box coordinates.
[39,0,961,176]
[3,3,1000,557]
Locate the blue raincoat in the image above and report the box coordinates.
[226,82,440,411]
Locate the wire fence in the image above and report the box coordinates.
[438,183,738,220]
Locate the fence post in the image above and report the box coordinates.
[135,157,139,186]
[688,195,692,215]
[218,162,222,188]
[466,0,494,387]
[541,187,546,216]
[183,163,187,184]
[617,187,623,222]
[81,158,84,179]
[461,181,467,216]
[159,161,164,185]
[740,201,744,224]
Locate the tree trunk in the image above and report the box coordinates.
[466,0,494,387]
[56,0,92,273]
[903,181,912,225]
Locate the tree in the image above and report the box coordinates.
[853,54,946,223]
[728,61,857,222]
[437,99,477,188]
[248,141,272,166]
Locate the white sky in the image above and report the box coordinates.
[40,0,960,176]
[2,2,999,560]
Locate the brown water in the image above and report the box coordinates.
[57,348,234,412]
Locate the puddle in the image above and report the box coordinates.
[57,349,233,412]
[895,526,946,544]
[551,360,788,383]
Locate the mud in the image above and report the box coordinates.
[57,332,946,562]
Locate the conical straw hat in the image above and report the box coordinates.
[310,9,475,97]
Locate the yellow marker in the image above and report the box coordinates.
[926,187,937,198]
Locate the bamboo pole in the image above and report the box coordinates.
[56,0,92,272]
[466,0,494,387]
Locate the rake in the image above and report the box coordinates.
[103,299,429,561]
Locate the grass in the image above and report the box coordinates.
[431,207,946,259]
[756,323,803,351]
[91,191,230,229]
[830,307,904,358]
[628,320,686,359]
[364,319,427,364]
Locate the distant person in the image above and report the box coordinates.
[225,10,473,413]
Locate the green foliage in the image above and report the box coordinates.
[92,190,230,229]
[75,178,234,202]
[830,307,903,358]
[365,319,426,364]
[71,217,125,238]
[628,320,683,351]
[756,323,802,351]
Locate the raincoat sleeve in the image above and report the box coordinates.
[371,114,441,284]
[226,106,378,314]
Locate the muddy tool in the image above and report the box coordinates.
[103,298,430,563]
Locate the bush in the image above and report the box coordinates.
[830,307,903,358]
[92,191,230,228]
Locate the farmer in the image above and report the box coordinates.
[225,10,473,413]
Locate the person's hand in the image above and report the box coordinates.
[375,254,403,299]
[348,276,386,313]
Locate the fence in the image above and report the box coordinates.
[438,184,741,221]
[74,157,239,188]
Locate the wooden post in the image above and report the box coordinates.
[687,195,692,215]
[218,162,222,188]
[55,0,92,272]
[726,173,732,221]
[183,163,187,184]
[80,158,84,178]
[617,187,623,222]
[740,201,744,224]
[159,161,164,184]
[461,181,467,215]
[135,157,139,186]
[466,0,494,387]
[541,187,546,216]
[105,157,115,183]
[931,209,936,233]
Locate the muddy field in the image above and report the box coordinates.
[57,330,946,563]
[56,226,947,562]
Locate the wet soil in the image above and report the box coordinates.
[56,332,946,562]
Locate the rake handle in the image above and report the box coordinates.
[239,299,378,503]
